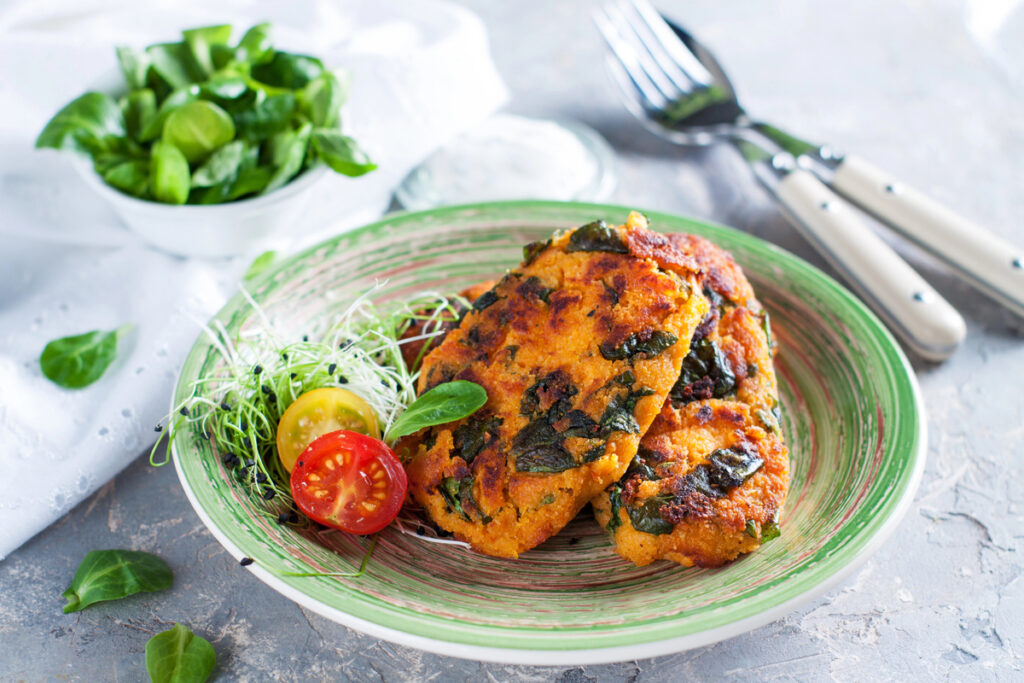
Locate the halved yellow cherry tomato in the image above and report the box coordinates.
[275,387,379,472]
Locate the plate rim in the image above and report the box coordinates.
[171,199,926,664]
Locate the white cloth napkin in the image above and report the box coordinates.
[0,0,508,559]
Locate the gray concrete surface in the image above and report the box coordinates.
[3,0,1024,680]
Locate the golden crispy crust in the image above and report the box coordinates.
[592,233,790,567]
[397,213,708,558]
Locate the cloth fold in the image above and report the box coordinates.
[0,0,508,559]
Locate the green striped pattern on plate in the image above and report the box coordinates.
[171,201,924,664]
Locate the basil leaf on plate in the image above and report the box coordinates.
[386,381,489,441]
[62,549,172,613]
[310,129,377,177]
[35,92,126,155]
[145,624,216,683]
[40,325,131,389]
[243,250,278,281]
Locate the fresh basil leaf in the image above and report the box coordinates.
[310,129,376,177]
[103,159,150,197]
[36,92,126,155]
[116,46,150,91]
[243,250,278,281]
[62,549,171,612]
[150,141,190,204]
[191,140,245,187]
[251,50,324,89]
[224,165,273,200]
[163,100,236,163]
[386,380,488,441]
[40,325,131,389]
[233,93,295,141]
[235,22,273,64]
[146,42,205,91]
[145,623,216,683]
[300,71,346,128]
[263,122,311,194]
[122,89,157,141]
[139,86,199,142]
[184,25,232,77]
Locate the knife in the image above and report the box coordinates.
[754,122,1024,320]
[735,135,966,361]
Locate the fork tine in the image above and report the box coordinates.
[603,2,684,103]
[627,0,715,88]
[593,7,671,111]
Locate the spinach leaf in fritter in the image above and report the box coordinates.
[566,220,629,254]
[599,330,679,362]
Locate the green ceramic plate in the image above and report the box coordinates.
[171,201,925,664]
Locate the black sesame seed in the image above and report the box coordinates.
[297,460,304,468]
[302,335,309,342]
[267,392,277,403]
[255,472,268,483]
[416,526,427,535]
[277,512,290,524]
[222,453,235,465]
[290,372,298,380]
[245,458,255,468]
[261,385,271,394]
[154,425,163,432]
[328,363,337,375]
[288,512,299,523]
[179,406,189,416]
[239,557,254,566]
[281,353,289,361]
[240,421,248,431]
[253,365,263,375]
[262,488,276,501]
[338,376,349,385]
[220,401,231,411]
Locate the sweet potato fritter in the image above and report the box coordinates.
[592,234,790,567]
[396,213,708,558]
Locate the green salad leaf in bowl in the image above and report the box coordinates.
[36,22,376,206]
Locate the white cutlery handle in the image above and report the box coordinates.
[831,154,1024,319]
[776,168,966,360]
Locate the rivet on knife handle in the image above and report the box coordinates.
[831,154,1024,319]
[775,169,966,361]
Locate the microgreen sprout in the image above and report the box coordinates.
[153,282,466,531]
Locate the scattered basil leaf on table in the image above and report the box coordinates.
[145,623,216,683]
[62,549,172,613]
[36,22,374,205]
[386,380,488,441]
[40,325,132,389]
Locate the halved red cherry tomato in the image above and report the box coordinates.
[290,430,407,535]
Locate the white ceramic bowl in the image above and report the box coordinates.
[71,68,333,258]
[73,158,329,258]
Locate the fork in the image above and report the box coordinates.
[594,0,968,361]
